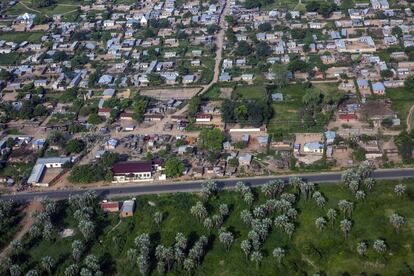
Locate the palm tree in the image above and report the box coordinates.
[281,193,296,204]
[219,230,234,252]
[9,264,21,276]
[134,233,151,256]
[272,247,286,266]
[286,208,298,220]
[10,240,22,256]
[348,180,359,194]
[250,251,263,268]
[183,258,195,274]
[72,240,84,261]
[190,202,208,221]
[153,211,163,226]
[78,219,95,240]
[253,206,266,219]
[42,222,55,242]
[338,200,353,218]
[355,190,366,201]
[137,254,150,276]
[289,176,303,192]
[364,178,375,191]
[274,215,288,229]
[212,214,224,228]
[340,219,352,240]
[241,240,252,259]
[315,217,327,231]
[41,256,55,275]
[64,264,79,276]
[84,255,100,272]
[79,268,92,276]
[394,184,406,197]
[240,210,253,225]
[243,191,254,206]
[284,222,295,239]
[25,269,39,276]
[315,196,326,208]
[127,248,138,263]
[357,163,373,179]
[235,181,250,197]
[357,241,367,257]
[157,260,166,275]
[327,208,337,227]
[175,232,187,251]
[389,213,405,232]
[342,168,357,186]
[201,180,218,200]
[373,239,387,256]
[203,217,213,232]
[218,204,229,217]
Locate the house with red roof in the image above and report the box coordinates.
[100,201,120,212]
[339,113,358,122]
[112,160,153,182]
[98,108,112,118]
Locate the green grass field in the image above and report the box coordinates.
[0,32,44,43]
[386,87,414,129]
[233,85,267,100]
[268,83,340,134]
[4,1,80,17]
[12,179,414,275]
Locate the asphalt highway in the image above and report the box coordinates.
[1,168,414,202]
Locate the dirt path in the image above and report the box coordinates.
[0,201,42,259]
[19,1,43,15]
[406,104,414,132]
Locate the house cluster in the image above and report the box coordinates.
[0,0,228,93]
[217,0,414,86]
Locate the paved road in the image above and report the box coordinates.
[2,168,414,202]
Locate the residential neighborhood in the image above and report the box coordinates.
[0,0,414,192]
[1,0,414,275]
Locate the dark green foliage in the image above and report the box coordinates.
[395,131,414,163]
[221,99,273,127]
[165,158,185,178]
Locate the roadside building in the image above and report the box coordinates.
[120,200,135,217]
[112,161,153,182]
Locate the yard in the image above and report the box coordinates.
[268,83,342,136]
[386,87,414,129]
[10,179,414,275]
[233,85,267,100]
[0,32,44,43]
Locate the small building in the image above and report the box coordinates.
[100,201,120,212]
[303,141,324,153]
[324,131,336,145]
[36,157,71,168]
[372,82,385,95]
[195,114,212,123]
[271,93,284,101]
[112,161,153,182]
[238,153,252,166]
[120,200,135,217]
[98,108,112,118]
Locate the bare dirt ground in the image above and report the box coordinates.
[140,87,201,100]
[0,201,42,259]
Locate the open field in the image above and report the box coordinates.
[268,83,342,135]
[0,32,44,43]
[8,178,414,275]
[233,85,267,100]
[386,87,414,129]
[140,87,201,100]
[3,1,80,16]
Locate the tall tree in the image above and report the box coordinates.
[272,247,286,266]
